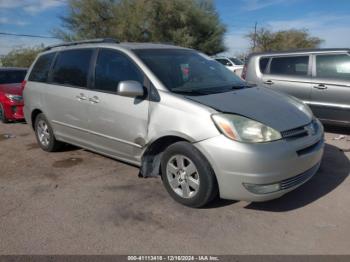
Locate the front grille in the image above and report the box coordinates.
[281,126,308,139]
[280,164,319,190]
[281,120,319,139]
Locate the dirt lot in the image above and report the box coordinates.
[0,122,349,255]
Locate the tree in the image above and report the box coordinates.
[54,0,226,55]
[247,28,323,52]
[0,46,43,68]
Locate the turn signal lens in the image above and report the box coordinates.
[243,182,281,194]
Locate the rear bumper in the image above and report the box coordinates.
[194,124,324,202]
[1,101,24,120]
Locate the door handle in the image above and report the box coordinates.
[313,84,327,90]
[89,96,100,104]
[76,93,87,101]
[264,80,274,85]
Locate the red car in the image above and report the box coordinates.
[0,67,27,123]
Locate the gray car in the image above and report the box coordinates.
[244,49,350,127]
[23,39,324,207]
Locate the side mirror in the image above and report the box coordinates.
[117,80,144,98]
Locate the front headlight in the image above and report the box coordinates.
[212,114,282,143]
[5,94,23,102]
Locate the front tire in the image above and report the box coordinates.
[161,141,218,208]
[34,113,64,152]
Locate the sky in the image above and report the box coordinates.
[0,0,350,55]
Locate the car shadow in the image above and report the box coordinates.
[324,124,350,135]
[245,144,349,212]
[2,120,27,125]
[203,198,238,209]
[61,144,81,152]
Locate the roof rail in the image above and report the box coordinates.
[44,38,119,51]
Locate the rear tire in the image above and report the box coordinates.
[0,104,9,123]
[161,141,218,208]
[34,113,64,152]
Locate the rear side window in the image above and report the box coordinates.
[259,57,269,73]
[0,70,27,84]
[94,49,143,92]
[216,59,231,66]
[316,54,350,80]
[29,52,55,83]
[270,56,309,76]
[51,49,93,88]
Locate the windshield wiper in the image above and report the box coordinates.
[172,84,255,96]
[231,84,256,89]
[171,89,211,96]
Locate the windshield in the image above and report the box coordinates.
[0,70,27,84]
[230,58,244,65]
[134,49,246,95]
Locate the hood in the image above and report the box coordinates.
[186,87,312,132]
[0,83,22,96]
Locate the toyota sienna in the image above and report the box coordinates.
[23,39,324,207]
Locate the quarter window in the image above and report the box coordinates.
[270,56,309,76]
[316,54,350,80]
[51,49,93,87]
[259,57,269,73]
[94,49,143,92]
[29,52,55,83]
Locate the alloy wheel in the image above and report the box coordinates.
[166,154,200,199]
[37,120,51,147]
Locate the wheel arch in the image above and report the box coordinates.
[31,109,43,129]
[139,135,190,178]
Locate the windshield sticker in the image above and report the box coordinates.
[181,64,190,81]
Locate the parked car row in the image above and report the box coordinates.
[18,39,324,207]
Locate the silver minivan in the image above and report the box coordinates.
[24,39,324,207]
[244,49,350,127]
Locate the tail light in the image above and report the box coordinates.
[241,64,247,80]
[21,80,27,91]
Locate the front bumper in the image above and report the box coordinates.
[194,124,324,202]
[2,101,24,121]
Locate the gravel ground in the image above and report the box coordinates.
[0,122,349,255]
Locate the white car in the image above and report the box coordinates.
[214,56,244,78]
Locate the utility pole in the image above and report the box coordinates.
[253,21,258,52]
